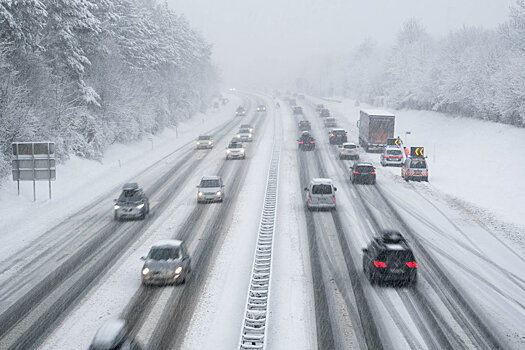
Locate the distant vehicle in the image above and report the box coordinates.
[141,240,191,285]
[304,178,337,211]
[257,105,266,112]
[380,146,404,167]
[298,131,316,151]
[350,162,376,184]
[237,128,253,142]
[362,231,418,286]
[298,94,305,100]
[319,108,330,118]
[289,99,297,107]
[338,142,359,160]
[358,109,395,152]
[197,175,224,203]
[293,106,303,115]
[235,106,246,117]
[229,87,236,92]
[324,117,337,128]
[329,128,348,145]
[114,183,149,221]
[298,120,311,131]
[89,319,143,350]
[240,124,254,133]
[226,141,245,159]
[196,135,213,149]
[401,157,428,181]
[315,104,325,112]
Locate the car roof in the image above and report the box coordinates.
[122,182,139,191]
[201,175,221,181]
[355,162,374,167]
[311,178,333,185]
[332,128,345,132]
[342,142,356,146]
[198,135,211,138]
[385,145,401,149]
[91,319,127,349]
[151,239,183,248]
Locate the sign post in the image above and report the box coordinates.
[12,142,56,201]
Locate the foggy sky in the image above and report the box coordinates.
[168,0,515,89]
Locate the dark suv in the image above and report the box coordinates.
[298,131,316,151]
[319,108,330,118]
[362,231,418,286]
[350,162,376,184]
[329,128,347,145]
[114,183,150,220]
[298,120,311,131]
[293,106,303,115]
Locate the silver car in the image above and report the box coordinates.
[237,128,253,142]
[141,240,191,286]
[381,146,404,166]
[304,178,337,211]
[113,183,150,221]
[240,124,254,133]
[196,135,213,149]
[339,142,360,160]
[197,175,224,203]
[226,141,245,159]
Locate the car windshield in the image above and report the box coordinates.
[200,179,220,187]
[241,125,251,128]
[239,129,250,133]
[229,143,242,148]
[387,149,402,155]
[118,190,141,202]
[356,166,374,173]
[410,160,427,168]
[311,184,333,194]
[198,136,210,140]
[148,247,181,260]
[344,144,356,149]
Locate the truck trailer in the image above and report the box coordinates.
[357,109,395,152]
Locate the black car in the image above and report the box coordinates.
[350,162,376,184]
[114,183,150,220]
[298,131,316,151]
[298,120,311,131]
[319,108,330,118]
[235,106,246,116]
[329,128,347,144]
[362,231,418,286]
[293,106,303,115]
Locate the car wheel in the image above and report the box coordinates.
[114,212,119,221]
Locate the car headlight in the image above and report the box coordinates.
[237,134,240,137]
[198,191,203,197]
[248,134,252,137]
[175,266,183,274]
[226,150,231,154]
[142,267,150,275]
[136,203,145,209]
[196,142,200,145]
[114,205,120,210]
[240,149,245,153]
[208,141,211,144]
[216,191,222,196]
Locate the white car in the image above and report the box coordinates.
[196,135,213,149]
[226,141,245,159]
[197,176,224,203]
[237,128,253,142]
[304,178,337,211]
[380,146,404,166]
[338,142,360,160]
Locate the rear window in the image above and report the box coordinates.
[200,179,220,187]
[356,166,374,173]
[326,118,336,122]
[410,160,427,169]
[333,130,346,135]
[148,247,181,260]
[311,184,333,194]
[386,149,402,155]
[198,135,210,140]
[344,144,356,149]
[377,250,414,264]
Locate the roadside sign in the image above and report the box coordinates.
[387,137,402,146]
[410,147,424,157]
[12,142,56,201]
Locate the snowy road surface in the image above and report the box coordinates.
[0,92,523,349]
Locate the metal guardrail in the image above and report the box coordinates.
[239,142,281,350]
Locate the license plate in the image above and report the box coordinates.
[390,268,403,274]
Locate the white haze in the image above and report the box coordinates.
[169,0,514,89]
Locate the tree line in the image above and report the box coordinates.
[0,0,219,181]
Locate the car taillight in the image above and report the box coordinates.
[299,141,304,144]
[310,141,315,144]
[353,171,360,174]
[371,171,376,175]
[356,148,359,151]
[308,197,312,202]
[374,261,387,268]
[406,261,418,268]
[344,134,347,137]
[340,148,344,151]
[425,170,428,176]
[332,195,336,202]
[406,170,410,175]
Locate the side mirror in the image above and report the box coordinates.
[334,187,337,191]
[196,185,200,188]
[140,256,146,260]
[361,248,368,253]
[113,199,117,203]
[304,187,308,191]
